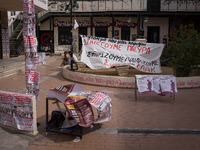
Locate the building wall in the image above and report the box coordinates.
[39,16,168,54]
[49,0,147,12]
[48,0,200,13]
[144,17,169,43]
[160,0,200,11]
[0,11,10,59]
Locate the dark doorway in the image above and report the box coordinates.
[121,27,130,41]
[79,27,87,53]
[95,27,108,38]
[147,26,160,43]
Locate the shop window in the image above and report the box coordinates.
[95,27,108,38]
[147,26,160,43]
[121,27,130,41]
[147,0,160,12]
[58,27,72,45]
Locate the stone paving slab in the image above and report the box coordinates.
[27,133,200,150]
[0,58,200,150]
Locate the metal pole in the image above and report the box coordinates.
[50,16,52,53]
[90,14,93,36]
[137,14,140,38]
[112,13,114,38]
[70,0,74,71]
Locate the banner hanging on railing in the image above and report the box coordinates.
[80,35,164,73]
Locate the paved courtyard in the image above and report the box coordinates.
[0,57,200,150]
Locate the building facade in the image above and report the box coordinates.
[0,0,48,59]
[37,0,200,55]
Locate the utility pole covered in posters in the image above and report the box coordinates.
[23,0,40,100]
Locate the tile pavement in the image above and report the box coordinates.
[0,57,200,150]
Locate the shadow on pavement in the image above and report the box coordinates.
[36,114,103,143]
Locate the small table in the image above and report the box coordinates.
[135,75,177,100]
[46,97,82,139]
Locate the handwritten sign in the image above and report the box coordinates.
[80,35,164,73]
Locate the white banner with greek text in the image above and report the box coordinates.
[80,35,164,73]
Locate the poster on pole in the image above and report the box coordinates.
[80,35,165,73]
[23,0,40,100]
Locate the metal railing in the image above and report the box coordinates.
[8,12,23,38]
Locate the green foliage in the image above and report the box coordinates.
[161,24,200,76]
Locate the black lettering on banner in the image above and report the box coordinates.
[108,39,117,43]
[117,40,127,44]
[104,53,109,58]
[142,59,159,66]
[100,53,104,57]
[128,41,146,47]
[87,51,91,57]
[86,51,159,66]
[100,38,106,42]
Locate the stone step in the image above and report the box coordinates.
[0,61,25,72]
[0,55,61,78]
[0,61,25,78]
[0,66,25,78]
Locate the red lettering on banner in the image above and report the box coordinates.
[137,64,155,73]
[113,44,122,50]
[151,67,155,73]
[83,38,90,45]
[105,43,109,48]
[86,39,122,51]
[127,46,150,54]
[104,59,110,66]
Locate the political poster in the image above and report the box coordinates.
[47,84,112,126]
[80,91,112,124]
[136,75,178,96]
[80,35,165,73]
[23,0,40,100]
[25,70,40,100]
[47,84,83,103]
[0,90,35,131]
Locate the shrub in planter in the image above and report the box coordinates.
[161,24,200,77]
